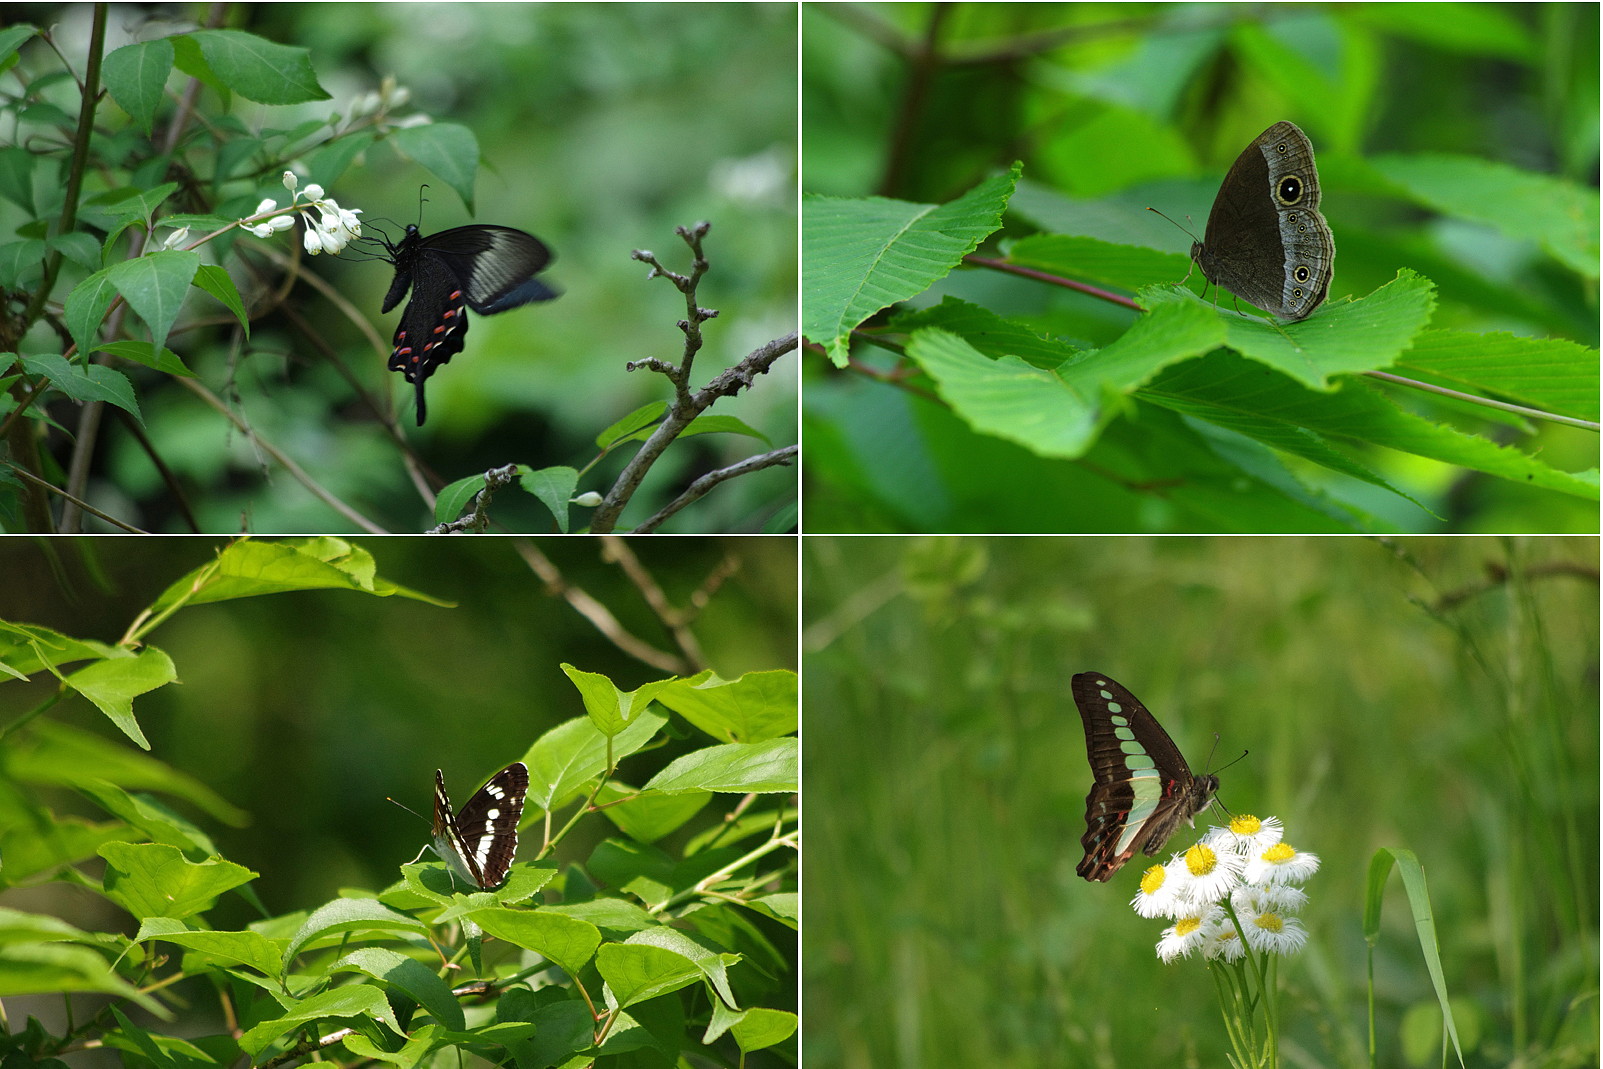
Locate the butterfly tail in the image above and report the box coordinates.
[414,372,428,426]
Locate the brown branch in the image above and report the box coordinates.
[631,446,798,533]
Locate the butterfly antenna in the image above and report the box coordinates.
[1146,205,1199,241]
[1213,747,1251,774]
[415,183,431,226]
[386,794,429,826]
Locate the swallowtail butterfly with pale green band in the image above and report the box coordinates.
[431,762,528,890]
[1074,672,1218,882]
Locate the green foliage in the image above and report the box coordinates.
[0,538,798,1067]
[802,3,1598,533]
[0,7,798,533]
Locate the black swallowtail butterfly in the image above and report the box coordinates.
[376,224,558,425]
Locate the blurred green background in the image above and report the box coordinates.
[17,2,797,531]
[802,2,1597,533]
[802,536,1598,1067]
[0,535,796,919]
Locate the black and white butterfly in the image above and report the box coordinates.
[1074,672,1219,882]
[374,224,559,425]
[429,762,529,891]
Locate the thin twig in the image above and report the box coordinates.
[174,377,388,534]
[600,537,707,671]
[510,539,688,673]
[588,224,795,533]
[631,446,798,533]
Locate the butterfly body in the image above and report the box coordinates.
[431,762,529,890]
[1074,672,1218,882]
[379,224,558,425]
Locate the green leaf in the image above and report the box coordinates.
[0,239,47,288]
[1371,151,1600,276]
[106,250,200,350]
[1140,268,1439,390]
[15,720,246,825]
[238,984,393,1059]
[1149,353,1596,501]
[99,842,256,920]
[1396,329,1598,421]
[280,898,428,969]
[597,402,667,449]
[63,268,119,358]
[148,539,451,614]
[333,947,465,1031]
[622,926,741,1008]
[677,414,772,445]
[102,39,174,134]
[1365,848,1468,1068]
[18,354,141,421]
[593,780,709,844]
[519,465,579,533]
[185,30,330,106]
[433,473,486,525]
[62,646,177,750]
[191,263,250,337]
[804,161,1022,366]
[48,231,103,271]
[643,738,797,795]
[0,909,163,1013]
[730,1008,799,1052]
[654,669,798,743]
[94,340,195,377]
[136,918,284,978]
[524,711,668,814]
[560,663,676,736]
[466,907,602,979]
[390,123,480,211]
[905,304,1218,459]
[77,780,221,855]
[596,943,701,1009]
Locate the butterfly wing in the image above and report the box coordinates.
[388,253,471,426]
[420,225,559,312]
[1073,672,1218,882]
[432,763,529,890]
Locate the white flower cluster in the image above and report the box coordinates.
[1127,814,1319,963]
[243,171,363,255]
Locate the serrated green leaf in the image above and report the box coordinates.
[1396,328,1598,421]
[102,39,174,134]
[186,30,329,106]
[1141,268,1438,389]
[94,340,194,377]
[106,250,199,350]
[191,263,249,337]
[804,162,1022,366]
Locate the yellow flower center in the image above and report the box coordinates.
[1229,813,1262,834]
[1264,842,1296,862]
[1185,843,1218,875]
